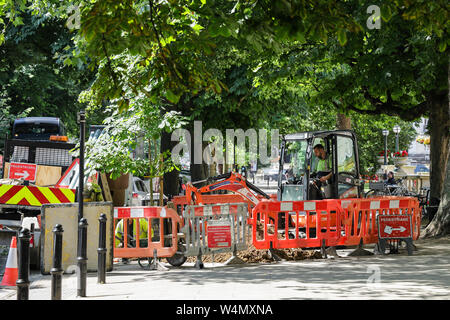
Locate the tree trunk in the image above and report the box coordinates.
[336,112,352,130]
[161,130,179,198]
[428,94,450,206]
[422,59,450,237]
[189,128,208,185]
[422,140,450,237]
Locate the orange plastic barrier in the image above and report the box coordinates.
[336,197,421,247]
[113,206,182,259]
[251,197,421,250]
[252,199,344,250]
[172,194,253,218]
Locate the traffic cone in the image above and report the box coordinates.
[1,236,18,286]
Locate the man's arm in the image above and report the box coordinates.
[319,172,332,183]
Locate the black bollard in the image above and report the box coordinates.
[97,214,107,284]
[30,223,35,248]
[77,110,86,221]
[51,224,64,300]
[16,228,31,300]
[77,218,88,297]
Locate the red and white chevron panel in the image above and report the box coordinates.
[259,200,338,212]
[359,198,411,210]
[188,204,241,217]
[114,206,165,219]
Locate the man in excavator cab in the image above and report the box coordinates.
[309,143,333,200]
[279,130,362,202]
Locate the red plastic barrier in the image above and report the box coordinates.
[251,199,344,250]
[172,194,253,218]
[336,197,421,247]
[113,206,182,259]
[251,197,421,250]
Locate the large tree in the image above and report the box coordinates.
[1,0,448,234]
[0,12,95,137]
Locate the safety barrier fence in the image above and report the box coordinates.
[173,194,253,217]
[113,206,182,259]
[112,196,421,260]
[250,196,421,250]
[181,203,250,257]
[336,197,421,247]
[251,199,343,250]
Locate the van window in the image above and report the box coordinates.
[14,123,60,138]
[135,180,148,193]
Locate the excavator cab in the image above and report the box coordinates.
[278,130,362,201]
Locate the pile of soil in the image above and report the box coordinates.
[183,221,323,264]
[184,244,322,264]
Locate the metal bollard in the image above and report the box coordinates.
[16,228,31,300]
[77,218,88,297]
[51,224,64,300]
[97,214,107,284]
[30,223,35,248]
[77,110,86,221]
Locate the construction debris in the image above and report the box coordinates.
[181,244,322,264]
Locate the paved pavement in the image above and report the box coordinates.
[1,180,448,300]
[1,236,449,300]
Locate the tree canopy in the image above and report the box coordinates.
[1,0,449,234]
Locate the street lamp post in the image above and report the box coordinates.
[393,125,401,153]
[382,129,389,165]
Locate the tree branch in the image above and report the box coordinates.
[148,0,183,84]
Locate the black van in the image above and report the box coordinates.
[12,117,66,141]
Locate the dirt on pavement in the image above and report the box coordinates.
[182,220,323,264]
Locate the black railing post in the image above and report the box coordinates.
[77,218,88,297]
[16,228,31,300]
[97,214,107,284]
[51,224,64,300]
[77,110,86,221]
[30,223,35,248]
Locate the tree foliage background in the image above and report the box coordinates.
[0,0,448,234]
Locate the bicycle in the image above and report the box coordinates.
[365,177,417,198]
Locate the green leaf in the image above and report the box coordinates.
[191,23,204,35]
[380,5,392,22]
[337,29,347,46]
[165,89,180,104]
[438,41,447,52]
[219,25,232,38]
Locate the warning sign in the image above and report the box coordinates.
[8,162,37,182]
[378,215,412,239]
[207,220,232,248]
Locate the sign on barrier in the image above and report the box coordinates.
[376,213,415,255]
[8,162,37,181]
[181,202,250,257]
[378,215,412,239]
[207,220,232,248]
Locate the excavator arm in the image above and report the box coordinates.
[185,172,270,206]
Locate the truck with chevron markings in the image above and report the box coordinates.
[0,117,76,266]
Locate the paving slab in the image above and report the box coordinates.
[1,235,449,300]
